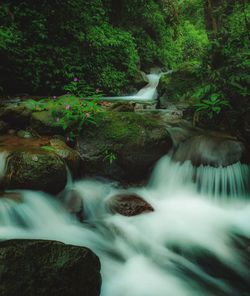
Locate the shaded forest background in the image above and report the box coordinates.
[0,0,249,112]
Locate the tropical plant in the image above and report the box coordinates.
[194,94,230,120]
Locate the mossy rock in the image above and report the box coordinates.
[31,111,65,135]
[0,240,101,296]
[2,150,67,194]
[77,112,172,183]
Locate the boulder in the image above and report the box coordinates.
[0,240,101,296]
[2,150,67,194]
[172,133,247,167]
[106,193,154,216]
[0,104,31,128]
[0,121,9,134]
[77,112,172,183]
[49,138,81,177]
[31,110,64,135]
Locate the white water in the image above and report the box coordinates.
[105,72,164,102]
[0,155,250,296]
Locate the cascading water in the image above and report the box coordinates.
[0,152,250,296]
[104,71,166,102]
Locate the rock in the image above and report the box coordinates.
[31,110,64,135]
[17,130,33,139]
[49,138,81,177]
[109,102,135,112]
[77,112,172,183]
[172,133,246,167]
[0,121,8,134]
[2,150,67,194]
[0,240,101,296]
[106,193,154,216]
[63,189,84,221]
[0,191,23,203]
[243,110,250,145]
[0,104,32,128]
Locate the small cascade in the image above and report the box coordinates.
[149,155,250,198]
[104,71,169,102]
[0,139,250,295]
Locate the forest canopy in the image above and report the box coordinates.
[0,0,249,111]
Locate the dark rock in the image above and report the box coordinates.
[0,104,31,128]
[0,239,101,296]
[49,138,81,177]
[3,151,67,194]
[172,133,246,167]
[0,191,23,203]
[31,110,64,135]
[77,112,172,183]
[109,102,135,112]
[64,189,84,221]
[0,121,8,135]
[17,130,33,139]
[106,193,154,216]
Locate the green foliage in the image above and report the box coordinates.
[194,94,230,119]
[202,1,250,112]
[0,1,140,95]
[25,95,102,139]
[103,149,117,165]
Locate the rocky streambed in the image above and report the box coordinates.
[0,98,249,296]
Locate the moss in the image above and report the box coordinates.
[85,111,164,145]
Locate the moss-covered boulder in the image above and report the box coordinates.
[77,112,172,183]
[2,151,67,194]
[0,240,101,296]
[31,110,64,135]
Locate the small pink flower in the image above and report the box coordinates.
[96,88,101,93]
[73,77,79,82]
[52,95,57,99]
[86,113,90,117]
[66,136,70,142]
[65,105,70,110]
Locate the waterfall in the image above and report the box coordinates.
[104,71,169,102]
[0,153,250,296]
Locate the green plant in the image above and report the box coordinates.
[194,94,230,119]
[103,150,117,165]
[25,94,102,140]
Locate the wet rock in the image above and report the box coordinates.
[17,130,33,139]
[77,112,172,183]
[0,240,101,296]
[0,191,23,203]
[0,121,8,134]
[109,102,135,112]
[49,138,81,177]
[63,189,84,221]
[0,104,31,128]
[106,193,154,216]
[172,133,246,167]
[3,151,67,194]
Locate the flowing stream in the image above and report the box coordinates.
[0,152,250,295]
[104,72,164,102]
